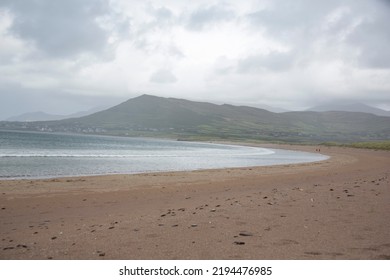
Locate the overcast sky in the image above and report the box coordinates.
[1,0,390,119]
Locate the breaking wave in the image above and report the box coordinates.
[0,147,275,158]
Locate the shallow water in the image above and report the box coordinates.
[0,130,328,179]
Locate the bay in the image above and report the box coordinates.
[0,130,328,179]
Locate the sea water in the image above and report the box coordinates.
[0,130,328,179]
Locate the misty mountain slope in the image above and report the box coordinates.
[70,95,223,129]
[5,106,110,122]
[309,102,390,117]
[282,111,390,141]
[6,111,66,122]
[64,95,282,130]
[1,95,389,142]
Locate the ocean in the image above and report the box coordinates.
[0,130,328,179]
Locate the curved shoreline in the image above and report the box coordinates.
[0,144,331,194]
[0,144,389,259]
[0,141,327,181]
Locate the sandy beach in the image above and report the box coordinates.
[0,144,389,260]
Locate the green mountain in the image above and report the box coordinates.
[309,101,390,117]
[1,94,389,143]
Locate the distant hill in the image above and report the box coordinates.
[5,106,109,122]
[256,104,287,113]
[6,111,66,122]
[1,94,390,143]
[309,102,390,117]
[235,103,288,113]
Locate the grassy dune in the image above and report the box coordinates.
[323,141,390,150]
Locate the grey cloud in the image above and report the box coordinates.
[136,6,176,34]
[247,1,337,35]
[132,38,185,60]
[246,0,390,70]
[347,2,390,68]
[1,0,110,58]
[0,0,389,115]
[168,45,185,58]
[187,4,235,31]
[154,7,174,22]
[246,0,367,44]
[130,6,177,53]
[245,1,343,70]
[215,66,234,75]
[150,69,177,84]
[237,51,294,73]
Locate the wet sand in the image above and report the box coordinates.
[0,144,389,259]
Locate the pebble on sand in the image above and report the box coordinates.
[239,231,253,237]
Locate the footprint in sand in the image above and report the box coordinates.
[304,251,322,256]
[273,239,299,246]
[239,231,253,237]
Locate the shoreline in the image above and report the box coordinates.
[0,144,332,195]
[1,144,389,259]
[0,140,328,182]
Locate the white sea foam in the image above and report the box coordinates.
[0,147,275,158]
[0,149,275,158]
[0,130,327,179]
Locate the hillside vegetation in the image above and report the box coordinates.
[1,94,389,143]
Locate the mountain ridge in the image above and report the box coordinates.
[1,94,389,143]
[308,102,390,117]
[5,111,66,122]
[5,106,111,122]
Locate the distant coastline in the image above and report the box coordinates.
[1,95,389,143]
[0,130,328,180]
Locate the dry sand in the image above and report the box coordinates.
[0,144,389,260]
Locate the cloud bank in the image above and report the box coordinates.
[0,0,389,119]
